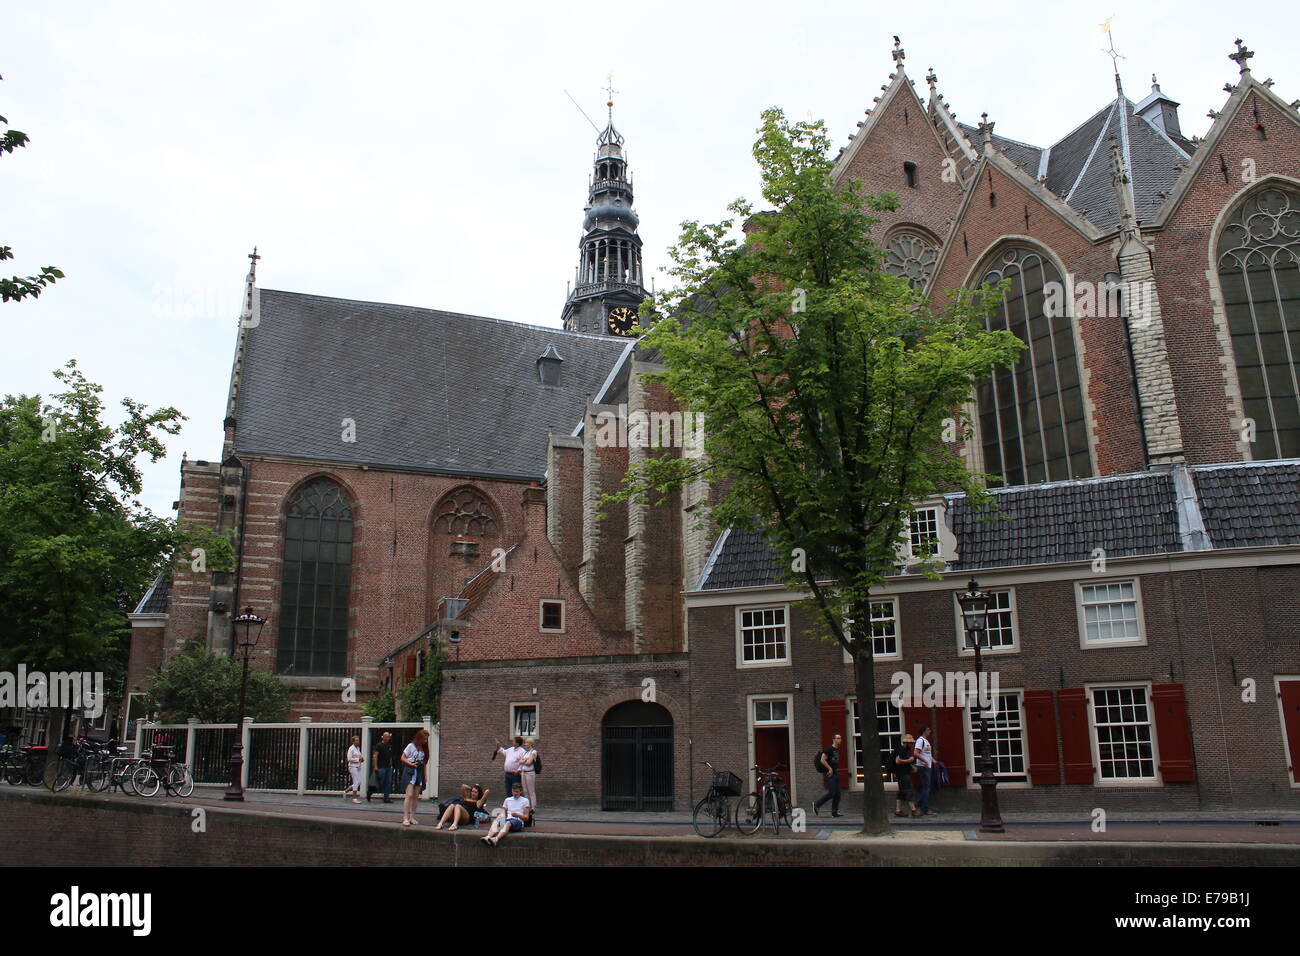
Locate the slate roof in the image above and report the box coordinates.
[133,574,172,614]
[1194,462,1300,548]
[696,464,1300,590]
[959,124,1043,176]
[234,290,628,479]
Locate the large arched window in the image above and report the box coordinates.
[975,246,1092,485]
[1217,185,1300,459]
[277,477,353,676]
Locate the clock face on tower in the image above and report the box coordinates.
[607,306,639,336]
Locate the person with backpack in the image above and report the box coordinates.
[892,733,920,818]
[518,736,541,811]
[913,725,937,815]
[812,733,843,817]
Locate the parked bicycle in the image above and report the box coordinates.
[131,745,195,798]
[735,763,793,835]
[692,761,744,838]
[1,744,49,787]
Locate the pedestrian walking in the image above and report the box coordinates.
[892,733,920,817]
[344,735,364,803]
[493,736,527,797]
[400,729,431,827]
[812,732,843,817]
[913,725,936,815]
[518,737,540,811]
[481,782,531,847]
[370,731,396,803]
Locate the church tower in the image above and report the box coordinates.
[561,99,647,336]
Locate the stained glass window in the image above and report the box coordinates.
[883,231,938,289]
[277,477,353,676]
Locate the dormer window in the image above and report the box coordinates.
[908,507,940,557]
[898,501,956,566]
[537,345,563,386]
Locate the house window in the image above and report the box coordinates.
[277,476,353,676]
[908,507,940,557]
[539,600,565,633]
[1077,580,1144,646]
[967,692,1027,781]
[866,599,899,658]
[975,245,1092,485]
[958,588,1017,653]
[753,698,789,724]
[511,703,538,738]
[849,696,902,788]
[738,605,789,666]
[1090,686,1156,780]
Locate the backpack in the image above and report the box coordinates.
[533,753,542,775]
[882,749,897,777]
[812,749,826,774]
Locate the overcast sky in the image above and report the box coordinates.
[4,1,1296,514]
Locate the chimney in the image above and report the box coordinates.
[1135,75,1183,139]
[522,484,547,539]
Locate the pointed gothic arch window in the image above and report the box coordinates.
[433,486,500,538]
[277,477,353,676]
[882,230,939,289]
[1216,185,1300,459]
[974,245,1092,485]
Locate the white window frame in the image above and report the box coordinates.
[899,500,957,565]
[745,693,796,804]
[961,689,1030,788]
[847,695,902,792]
[1075,577,1146,648]
[1274,676,1300,790]
[735,604,791,668]
[510,702,539,739]
[955,587,1019,656]
[539,599,566,634]
[842,596,902,663]
[1085,681,1161,787]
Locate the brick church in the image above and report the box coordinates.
[128,37,1300,814]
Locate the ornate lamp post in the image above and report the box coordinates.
[224,607,266,802]
[956,579,1004,833]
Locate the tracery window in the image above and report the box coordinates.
[975,246,1092,485]
[882,231,938,289]
[433,487,499,537]
[277,477,353,676]
[1217,186,1300,459]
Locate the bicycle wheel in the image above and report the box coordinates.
[765,790,783,834]
[132,766,160,797]
[2,759,22,786]
[734,792,765,835]
[691,793,729,838]
[168,765,195,798]
[85,756,110,793]
[52,758,77,792]
[24,757,46,787]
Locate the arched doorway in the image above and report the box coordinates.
[601,701,673,811]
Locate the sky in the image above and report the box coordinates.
[4,0,1297,515]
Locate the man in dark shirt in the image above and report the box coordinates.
[371,732,396,803]
[813,733,843,817]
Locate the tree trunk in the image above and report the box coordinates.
[852,608,892,835]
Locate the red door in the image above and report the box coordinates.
[1279,679,1300,786]
[754,726,791,797]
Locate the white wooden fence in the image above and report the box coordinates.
[135,716,440,799]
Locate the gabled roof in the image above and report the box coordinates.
[233,290,627,480]
[133,574,172,615]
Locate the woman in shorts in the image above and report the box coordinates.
[400,729,431,827]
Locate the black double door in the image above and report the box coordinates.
[601,723,673,811]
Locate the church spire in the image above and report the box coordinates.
[560,85,647,336]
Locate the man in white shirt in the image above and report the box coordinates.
[495,736,527,797]
[482,783,531,846]
[912,725,937,815]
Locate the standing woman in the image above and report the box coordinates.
[400,729,430,827]
[518,737,540,812]
[344,735,364,804]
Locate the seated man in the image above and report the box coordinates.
[481,783,531,847]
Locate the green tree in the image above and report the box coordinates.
[0,361,233,777]
[398,650,445,723]
[620,109,1022,834]
[364,688,396,722]
[2,74,63,302]
[142,642,288,723]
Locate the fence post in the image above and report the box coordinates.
[297,717,311,796]
[423,715,437,800]
[134,719,146,757]
[241,716,252,790]
[360,716,372,800]
[185,718,197,767]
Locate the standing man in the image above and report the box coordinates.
[913,725,936,815]
[494,736,527,798]
[371,731,396,803]
[813,732,843,818]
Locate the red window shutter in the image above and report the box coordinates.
[1023,690,1061,785]
[1151,683,1196,783]
[404,656,416,681]
[819,699,850,789]
[1058,688,1095,784]
[932,706,968,787]
[1279,680,1300,785]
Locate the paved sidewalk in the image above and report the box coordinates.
[173,788,1300,843]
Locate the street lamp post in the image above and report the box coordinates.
[956,578,1004,833]
[224,606,266,802]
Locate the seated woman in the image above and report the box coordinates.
[434,783,490,831]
